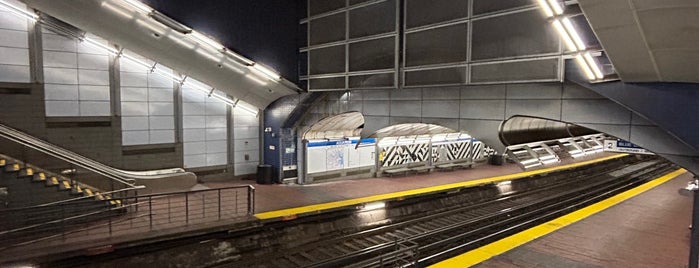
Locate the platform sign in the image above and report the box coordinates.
[603,139,653,155]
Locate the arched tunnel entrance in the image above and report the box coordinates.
[500,116,654,169]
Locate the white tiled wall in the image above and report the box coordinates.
[119,50,175,145]
[0,5,30,83]
[182,80,228,168]
[43,29,110,117]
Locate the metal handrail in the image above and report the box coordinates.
[0,123,193,188]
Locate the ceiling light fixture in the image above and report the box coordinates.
[547,0,564,15]
[583,52,604,79]
[575,54,596,80]
[562,17,586,50]
[123,0,153,14]
[552,20,577,51]
[0,0,38,20]
[252,63,281,80]
[189,30,223,50]
[535,0,554,17]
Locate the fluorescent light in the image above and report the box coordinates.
[562,17,586,50]
[182,80,212,95]
[553,20,577,51]
[189,30,223,50]
[583,52,604,79]
[121,53,153,71]
[224,50,253,65]
[82,37,120,55]
[547,0,564,15]
[211,93,237,106]
[235,103,258,116]
[0,0,38,20]
[535,0,554,17]
[252,63,281,80]
[123,0,152,13]
[575,54,596,80]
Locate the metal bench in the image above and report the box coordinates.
[383,167,411,177]
[409,166,433,174]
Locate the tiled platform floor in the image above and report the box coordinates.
[207,153,617,213]
[474,171,692,268]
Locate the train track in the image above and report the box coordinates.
[222,158,675,268]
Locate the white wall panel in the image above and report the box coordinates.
[149,116,175,130]
[122,116,149,130]
[44,84,78,100]
[45,101,79,116]
[149,130,174,144]
[0,11,28,31]
[122,131,149,146]
[0,64,29,82]
[120,72,148,87]
[79,85,110,101]
[121,102,148,116]
[44,67,78,84]
[43,29,110,117]
[79,101,110,116]
[121,87,147,101]
[183,129,206,142]
[0,29,28,48]
[148,102,174,116]
[78,69,109,85]
[78,54,109,70]
[183,116,206,129]
[41,33,76,52]
[0,46,29,65]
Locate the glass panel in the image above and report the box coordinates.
[405,23,468,67]
[404,67,467,86]
[309,45,345,74]
[472,0,532,15]
[299,51,308,76]
[349,73,394,88]
[405,0,469,28]
[349,37,395,72]
[471,10,558,60]
[470,58,559,83]
[309,0,346,16]
[309,13,346,45]
[299,23,308,48]
[309,76,345,90]
[349,0,396,38]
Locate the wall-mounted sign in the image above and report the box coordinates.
[603,140,653,155]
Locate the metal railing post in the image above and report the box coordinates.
[149,196,153,230]
[247,185,255,215]
[185,192,189,225]
[217,188,221,220]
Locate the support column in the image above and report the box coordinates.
[689,176,699,268]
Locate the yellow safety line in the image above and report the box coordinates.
[430,168,687,268]
[255,154,629,220]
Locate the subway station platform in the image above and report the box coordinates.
[205,153,624,220]
[434,168,691,268]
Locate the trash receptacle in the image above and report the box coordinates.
[488,154,503,166]
[257,164,273,184]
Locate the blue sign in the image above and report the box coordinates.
[307,138,376,147]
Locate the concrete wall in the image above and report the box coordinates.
[300,82,690,171]
[0,19,257,185]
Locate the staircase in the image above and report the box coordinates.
[0,154,125,245]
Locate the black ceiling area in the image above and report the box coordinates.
[141,0,303,83]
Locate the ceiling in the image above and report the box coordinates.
[22,0,299,108]
[579,0,699,82]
